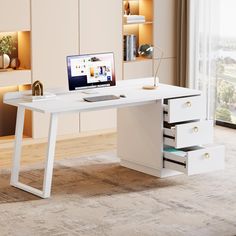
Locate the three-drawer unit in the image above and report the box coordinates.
[163,95,225,176]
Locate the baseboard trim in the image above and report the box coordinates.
[0,129,117,149]
[120,159,182,178]
[120,159,162,177]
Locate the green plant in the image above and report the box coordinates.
[216,107,232,122]
[217,80,236,108]
[0,35,16,55]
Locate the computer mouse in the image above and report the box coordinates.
[120,94,126,98]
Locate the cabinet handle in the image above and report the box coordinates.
[204,153,210,159]
[193,126,199,132]
[186,101,192,107]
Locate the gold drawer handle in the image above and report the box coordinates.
[193,126,199,133]
[204,153,210,159]
[186,101,192,107]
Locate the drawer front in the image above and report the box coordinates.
[164,96,203,123]
[164,120,214,148]
[164,145,225,175]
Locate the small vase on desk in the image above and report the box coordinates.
[0,54,10,70]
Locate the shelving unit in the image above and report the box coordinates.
[122,0,154,79]
[0,31,31,72]
[123,21,153,26]
[124,56,151,63]
[0,30,32,142]
[123,0,153,61]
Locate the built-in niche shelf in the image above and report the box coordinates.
[124,56,152,64]
[123,21,153,26]
[0,31,32,141]
[0,84,32,144]
[0,31,31,82]
[123,0,153,63]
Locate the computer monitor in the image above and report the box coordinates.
[67,52,116,91]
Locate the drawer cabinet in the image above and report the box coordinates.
[164,96,203,123]
[164,120,214,149]
[163,95,224,176]
[163,145,225,175]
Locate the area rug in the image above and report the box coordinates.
[0,128,236,236]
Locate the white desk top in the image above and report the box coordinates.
[4,78,201,114]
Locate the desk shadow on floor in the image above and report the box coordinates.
[0,161,182,204]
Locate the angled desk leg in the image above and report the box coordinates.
[11,106,25,185]
[11,108,58,199]
[42,113,58,198]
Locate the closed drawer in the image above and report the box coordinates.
[164,120,213,148]
[163,145,225,175]
[164,96,203,123]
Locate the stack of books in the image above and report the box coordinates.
[123,15,145,24]
[123,34,137,61]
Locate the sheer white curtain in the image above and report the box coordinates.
[188,0,220,120]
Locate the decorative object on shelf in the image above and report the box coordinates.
[0,54,10,70]
[0,35,16,70]
[32,80,44,96]
[10,58,21,70]
[124,1,130,15]
[123,15,146,24]
[138,44,153,58]
[138,45,164,90]
[124,34,137,61]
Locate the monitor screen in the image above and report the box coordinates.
[67,52,116,91]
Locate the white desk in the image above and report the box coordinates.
[4,78,224,198]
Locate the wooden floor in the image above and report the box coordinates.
[0,133,117,169]
[1,126,231,170]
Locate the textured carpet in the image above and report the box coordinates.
[0,127,236,236]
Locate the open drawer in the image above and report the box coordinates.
[164,120,213,148]
[163,145,225,175]
[164,96,203,123]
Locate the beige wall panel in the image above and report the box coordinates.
[0,0,30,32]
[80,109,117,132]
[154,0,177,58]
[0,70,31,87]
[124,60,153,80]
[79,0,122,132]
[31,0,79,138]
[79,0,123,81]
[155,58,176,85]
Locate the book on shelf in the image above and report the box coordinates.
[123,34,137,61]
[123,15,145,24]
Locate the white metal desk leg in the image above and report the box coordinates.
[11,106,25,185]
[42,113,58,198]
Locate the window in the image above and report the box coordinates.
[189,0,236,128]
[215,0,236,127]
